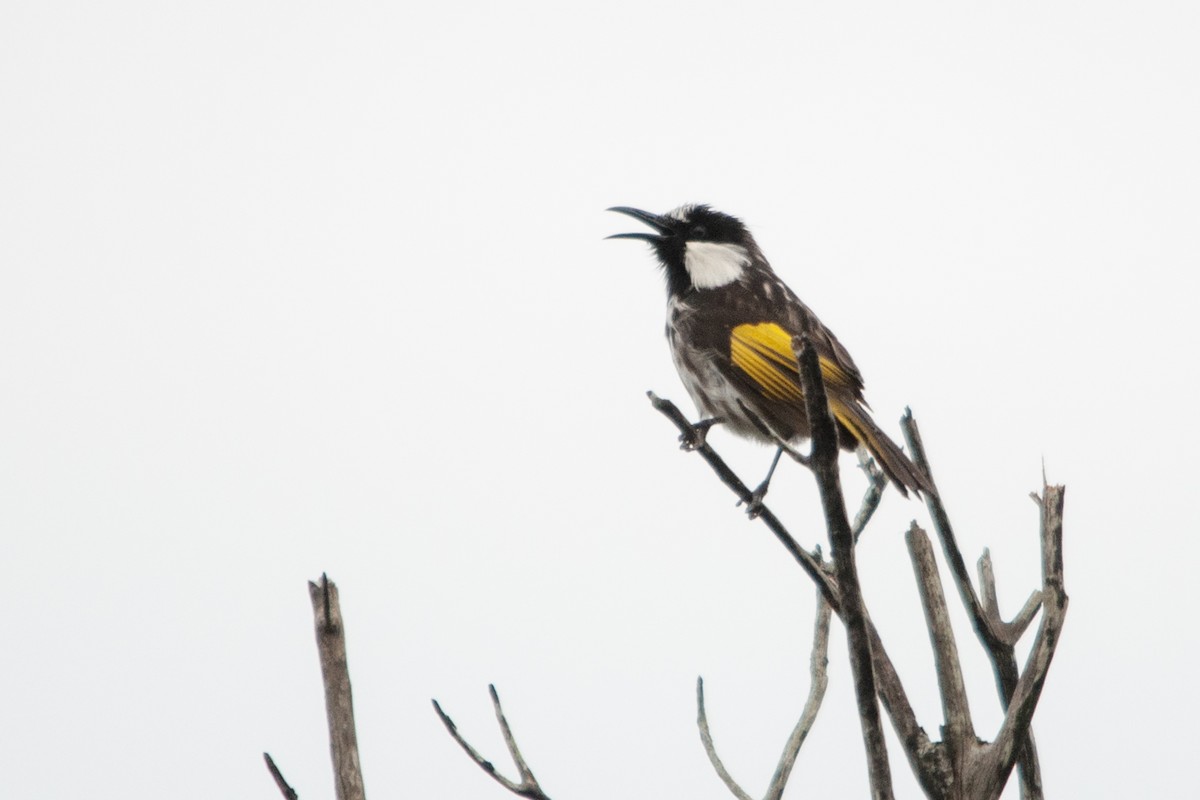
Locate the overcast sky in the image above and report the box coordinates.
[3,2,1198,798]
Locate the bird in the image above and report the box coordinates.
[607,203,933,498]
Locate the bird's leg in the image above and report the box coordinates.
[679,416,724,450]
[775,439,811,466]
[742,445,785,517]
[734,400,811,467]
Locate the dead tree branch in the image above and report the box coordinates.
[979,550,1042,647]
[852,449,888,543]
[652,399,1067,799]
[970,486,1067,798]
[264,575,366,800]
[901,414,992,634]
[307,574,367,800]
[433,685,552,800]
[902,414,1048,799]
[650,392,937,796]
[906,524,977,777]
[793,332,893,800]
[263,752,299,800]
[648,392,838,610]
[697,590,833,800]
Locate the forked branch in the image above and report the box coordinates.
[433,685,552,800]
[979,549,1042,646]
[697,590,833,800]
[652,400,1067,800]
[902,414,1053,799]
[971,486,1067,798]
[649,392,935,796]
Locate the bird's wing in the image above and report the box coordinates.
[729,321,863,403]
[723,319,931,494]
[783,292,866,399]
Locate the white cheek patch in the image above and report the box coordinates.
[684,241,749,289]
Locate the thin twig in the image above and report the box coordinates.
[648,392,839,611]
[489,685,540,788]
[852,449,888,543]
[764,594,833,800]
[1008,594,1044,643]
[979,550,1043,646]
[696,679,756,800]
[794,332,893,800]
[263,753,299,800]
[696,591,833,800]
[433,687,552,800]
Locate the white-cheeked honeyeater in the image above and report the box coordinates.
[608,204,933,498]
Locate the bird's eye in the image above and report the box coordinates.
[690,224,707,239]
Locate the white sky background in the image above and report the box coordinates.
[2,1,1198,797]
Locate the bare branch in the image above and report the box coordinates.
[488,685,541,788]
[852,449,888,543]
[433,687,552,800]
[1008,593,1044,643]
[905,525,976,759]
[902,413,1044,799]
[650,391,939,795]
[696,591,833,800]
[978,485,1068,796]
[263,753,299,800]
[900,413,991,641]
[793,332,893,800]
[979,550,1043,646]
[696,679,756,800]
[648,392,839,611]
[975,594,1065,799]
[650,396,1067,799]
[306,575,366,800]
[863,617,949,798]
[1037,486,1066,590]
[765,595,833,800]
[650,396,1070,799]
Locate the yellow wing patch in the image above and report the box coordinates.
[730,323,803,401]
[730,322,856,402]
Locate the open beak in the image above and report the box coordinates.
[606,206,673,242]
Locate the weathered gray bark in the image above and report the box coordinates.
[651,395,1068,799]
[264,574,367,800]
[307,575,367,800]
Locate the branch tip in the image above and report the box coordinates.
[264,752,299,800]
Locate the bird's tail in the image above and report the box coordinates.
[832,403,934,497]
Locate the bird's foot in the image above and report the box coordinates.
[738,479,771,519]
[679,417,723,451]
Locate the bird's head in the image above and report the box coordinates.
[607,204,764,295]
